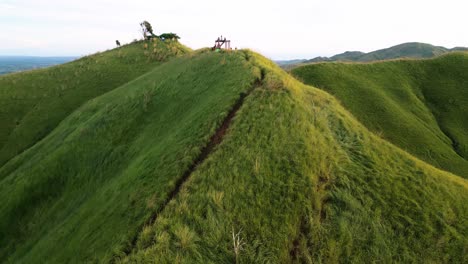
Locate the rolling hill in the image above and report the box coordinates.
[292,53,468,178]
[0,49,259,262]
[306,42,468,63]
[0,39,189,167]
[0,45,466,263]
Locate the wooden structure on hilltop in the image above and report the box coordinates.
[213,36,231,50]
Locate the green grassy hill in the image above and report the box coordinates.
[0,46,467,263]
[291,53,468,178]
[0,39,189,167]
[306,42,467,63]
[0,50,258,262]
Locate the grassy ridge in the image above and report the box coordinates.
[291,53,468,177]
[0,47,466,263]
[121,52,467,263]
[0,51,259,263]
[0,40,188,167]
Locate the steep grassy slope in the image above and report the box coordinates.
[0,39,188,167]
[0,51,259,263]
[292,53,468,178]
[1,49,466,263]
[119,52,467,263]
[306,42,467,63]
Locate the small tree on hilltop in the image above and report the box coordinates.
[140,21,154,39]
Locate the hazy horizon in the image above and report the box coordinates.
[1,0,467,60]
[0,55,77,58]
[2,42,465,61]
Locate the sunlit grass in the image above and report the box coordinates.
[292,52,468,178]
[0,47,466,263]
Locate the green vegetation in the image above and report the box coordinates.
[121,52,467,263]
[306,42,468,63]
[159,33,180,40]
[0,40,188,167]
[138,21,180,41]
[0,45,466,263]
[0,51,259,262]
[292,52,468,177]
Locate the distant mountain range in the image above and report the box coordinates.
[0,56,76,75]
[276,42,468,66]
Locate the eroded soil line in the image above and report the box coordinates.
[116,72,265,260]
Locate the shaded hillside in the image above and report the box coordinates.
[0,40,189,167]
[0,51,259,262]
[306,42,467,63]
[292,53,468,178]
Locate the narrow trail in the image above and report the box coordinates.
[317,172,331,223]
[289,217,307,261]
[289,172,331,261]
[116,69,265,260]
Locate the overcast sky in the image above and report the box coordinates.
[0,0,467,59]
